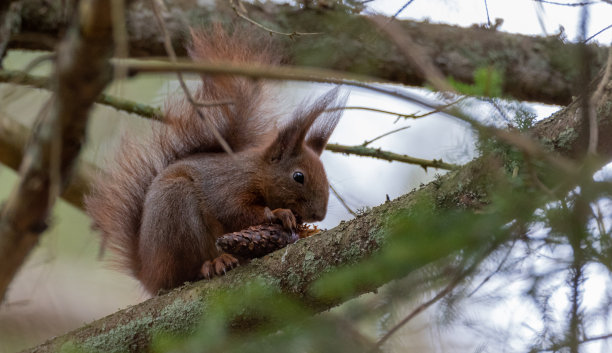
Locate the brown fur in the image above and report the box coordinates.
[85,25,346,295]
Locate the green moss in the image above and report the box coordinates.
[597,100,612,120]
[157,297,205,334]
[284,270,303,292]
[58,341,86,353]
[78,315,154,353]
[557,127,578,149]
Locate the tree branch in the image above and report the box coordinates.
[0,0,115,302]
[0,70,164,120]
[0,115,96,209]
[20,50,612,353]
[9,0,610,106]
[0,69,457,170]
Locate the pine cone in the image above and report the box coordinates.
[216,224,298,258]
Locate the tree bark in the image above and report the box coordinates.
[8,0,609,106]
[21,57,612,353]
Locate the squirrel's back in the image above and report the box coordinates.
[85,25,280,277]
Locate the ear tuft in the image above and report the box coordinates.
[264,87,347,162]
[306,88,349,155]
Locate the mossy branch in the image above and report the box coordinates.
[0,70,163,120]
[9,0,610,106]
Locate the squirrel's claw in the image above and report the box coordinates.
[201,253,239,279]
[264,207,297,231]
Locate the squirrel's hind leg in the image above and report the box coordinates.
[138,166,220,294]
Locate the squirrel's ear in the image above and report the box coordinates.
[306,90,348,155]
[265,87,344,162]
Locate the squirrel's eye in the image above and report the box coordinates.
[293,171,304,184]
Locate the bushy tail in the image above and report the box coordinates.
[85,25,280,276]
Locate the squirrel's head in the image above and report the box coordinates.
[261,87,346,223]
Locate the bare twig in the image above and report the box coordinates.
[585,24,612,43]
[0,70,164,120]
[326,106,425,119]
[228,0,320,38]
[326,143,458,170]
[361,126,410,147]
[390,0,416,20]
[330,184,357,217]
[467,240,517,297]
[372,263,476,351]
[0,54,55,103]
[538,332,612,352]
[484,0,492,27]
[532,0,596,6]
[327,97,466,120]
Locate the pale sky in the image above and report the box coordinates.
[370,0,612,45]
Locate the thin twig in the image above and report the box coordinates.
[0,54,55,103]
[229,0,320,38]
[326,143,458,170]
[326,106,425,119]
[584,24,612,43]
[538,332,612,352]
[330,184,357,217]
[327,98,466,120]
[362,126,410,147]
[0,70,164,120]
[467,240,516,297]
[532,0,596,6]
[22,53,56,73]
[591,204,607,239]
[484,0,491,27]
[372,265,473,351]
[372,235,510,352]
[390,0,416,20]
[148,0,234,155]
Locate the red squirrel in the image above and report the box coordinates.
[84,25,346,295]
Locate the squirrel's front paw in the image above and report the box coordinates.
[264,207,297,231]
[201,253,239,279]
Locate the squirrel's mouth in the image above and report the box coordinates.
[292,211,303,225]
